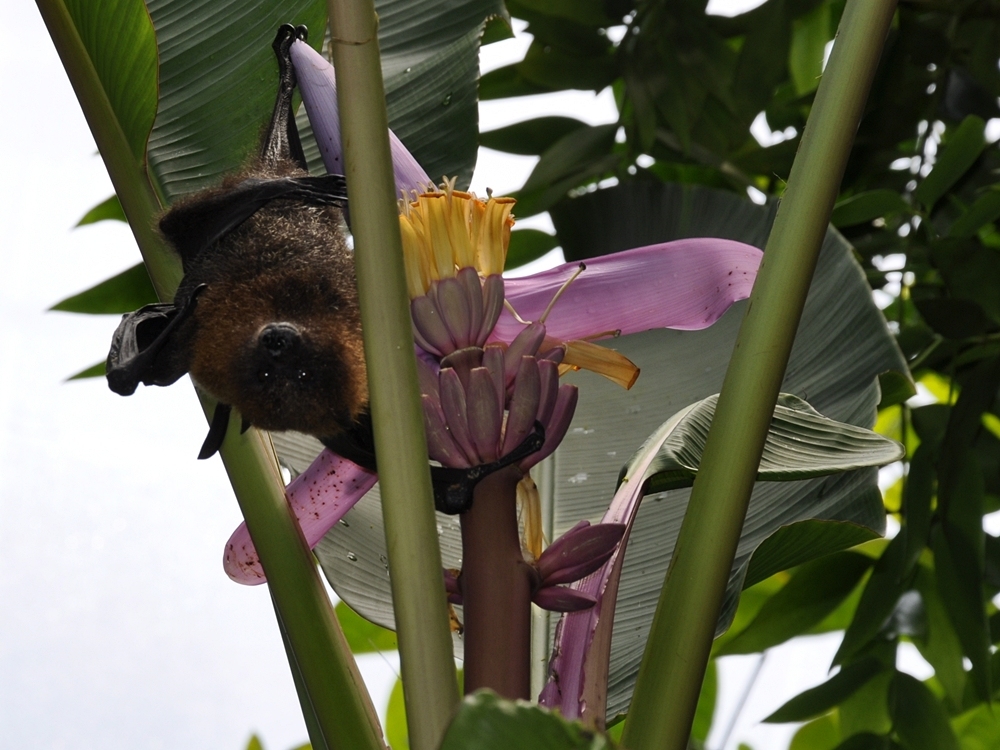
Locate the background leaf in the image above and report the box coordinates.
[889,672,960,750]
[50,263,156,314]
[913,115,987,210]
[312,181,907,719]
[439,692,613,750]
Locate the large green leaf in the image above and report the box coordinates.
[634,393,902,494]
[913,115,987,210]
[481,117,591,156]
[335,601,397,654]
[308,181,907,717]
[76,195,127,226]
[144,0,327,201]
[439,692,613,750]
[145,0,503,201]
[62,0,157,162]
[743,519,879,589]
[764,657,885,724]
[718,551,874,656]
[889,672,961,750]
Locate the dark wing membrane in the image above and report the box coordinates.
[198,402,232,460]
[320,409,377,471]
[106,288,202,395]
[160,174,349,263]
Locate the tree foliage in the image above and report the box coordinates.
[47,0,1000,747]
[480,0,1000,747]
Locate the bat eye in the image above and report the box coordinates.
[297,369,309,381]
[258,369,272,383]
[260,323,301,357]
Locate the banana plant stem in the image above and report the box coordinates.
[38,2,385,745]
[325,2,461,748]
[621,3,899,749]
[460,466,534,699]
[217,416,385,750]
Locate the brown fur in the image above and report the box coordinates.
[165,159,368,440]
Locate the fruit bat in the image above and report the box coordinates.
[105,25,541,514]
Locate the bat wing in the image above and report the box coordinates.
[320,409,377,472]
[106,286,203,396]
[160,174,349,263]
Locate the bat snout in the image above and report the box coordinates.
[259,322,302,358]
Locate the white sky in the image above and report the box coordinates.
[2,2,929,750]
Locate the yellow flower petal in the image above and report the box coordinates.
[397,183,517,298]
[562,340,640,390]
[517,474,544,563]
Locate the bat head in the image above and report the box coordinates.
[185,263,368,438]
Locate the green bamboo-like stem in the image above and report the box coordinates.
[217,411,384,750]
[38,2,385,746]
[272,593,332,750]
[325,2,462,748]
[460,467,534,699]
[620,3,899,749]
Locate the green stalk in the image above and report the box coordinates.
[272,595,331,750]
[325,2,461,749]
[216,411,384,750]
[620,3,899,749]
[38,2,384,746]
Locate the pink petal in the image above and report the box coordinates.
[537,522,626,586]
[520,385,577,472]
[533,586,598,613]
[495,239,762,344]
[539,415,676,719]
[223,449,377,584]
[290,41,431,196]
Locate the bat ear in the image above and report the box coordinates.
[106,286,203,396]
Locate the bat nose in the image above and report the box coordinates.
[259,323,301,357]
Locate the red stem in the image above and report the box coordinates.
[459,466,534,698]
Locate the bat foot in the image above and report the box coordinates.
[431,422,546,515]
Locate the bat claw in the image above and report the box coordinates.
[431,422,546,515]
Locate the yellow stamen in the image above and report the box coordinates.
[562,340,640,390]
[503,299,532,326]
[540,263,586,324]
[479,197,515,275]
[517,474,544,562]
[398,217,430,297]
[396,181,517,299]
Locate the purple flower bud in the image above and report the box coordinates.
[532,586,598,613]
[467,368,502,462]
[422,394,470,468]
[411,295,451,356]
[443,568,463,605]
[521,385,578,471]
[502,356,541,456]
[410,273,511,358]
[439,347,484,392]
[503,323,546,390]
[482,344,506,417]
[536,522,626,586]
[415,355,440,401]
[439,367,478,464]
[432,276,473,349]
[536,359,560,427]
[478,275,505,344]
[289,40,431,195]
[458,267,485,346]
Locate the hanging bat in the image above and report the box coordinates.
[107,24,373,466]
[106,24,540,513]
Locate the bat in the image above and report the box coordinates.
[106,24,541,514]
